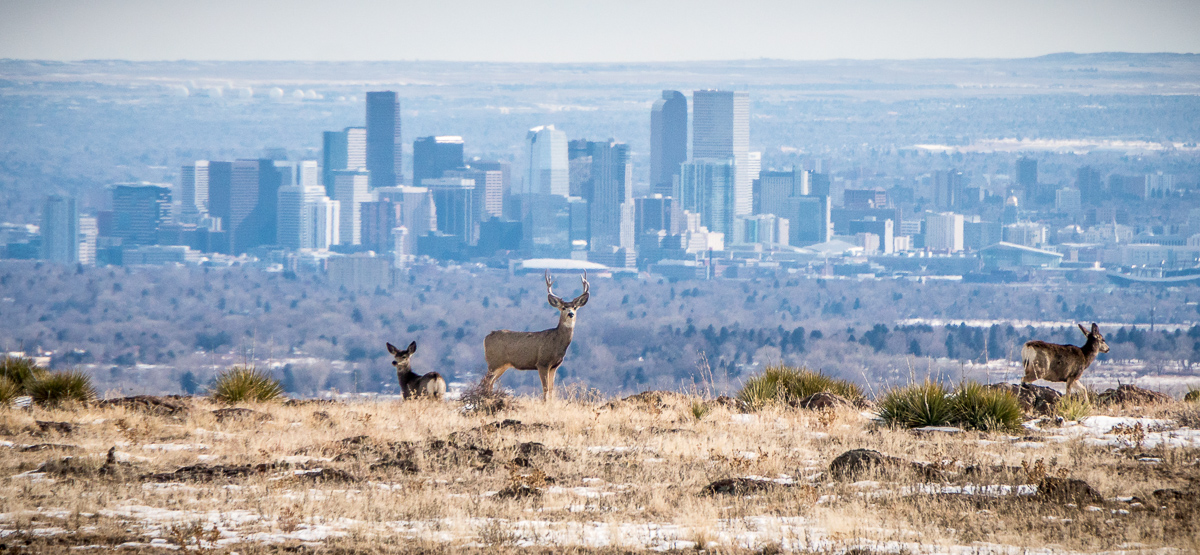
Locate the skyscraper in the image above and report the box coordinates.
[205,161,233,243]
[425,177,477,245]
[226,159,281,254]
[366,91,401,188]
[446,167,504,221]
[360,199,404,253]
[277,184,327,249]
[586,140,634,252]
[933,170,964,209]
[756,170,802,218]
[925,212,965,252]
[679,159,736,240]
[180,161,209,216]
[413,136,465,185]
[788,195,832,246]
[111,184,172,246]
[526,125,569,196]
[692,90,751,219]
[311,197,340,249]
[650,90,687,197]
[1016,157,1038,190]
[333,169,371,246]
[40,195,78,264]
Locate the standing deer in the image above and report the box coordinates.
[481,270,589,400]
[386,341,446,400]
[1021,323,1109,398]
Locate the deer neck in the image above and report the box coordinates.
[396,363,415,379]
[1081,336,1100,363]
[557,312,577,338]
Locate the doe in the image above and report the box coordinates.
[1021,323,1109,398]
[386,341,446,400]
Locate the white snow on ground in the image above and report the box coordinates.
[1045,416,1200,449]
[140,443,210,451]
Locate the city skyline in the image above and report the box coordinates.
[2,1,1198,62]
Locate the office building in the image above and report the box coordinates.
[788,195,831,246]
[1076,166,1103,206]
[844,188,888,210]
[360,199,404,253]
[111,183,172,246]
[1056,188,1082,214]
[849,217,894,254]
[470,160,511,213]
[78,216,97,266]
[525,194,572,258]
[223,159,282,253]
[277,184,327,249]
[323,127,366,195]
[311,197,340,249]
[333,169,371,246]
[679,159,736,241]
[425,177,477,245]
[739,214,789,247]
[413,136,464,185]
[446,166,504,221]
[376,186,438,241]
[635,195,684,236]
[692,90,751,219]
[526,125,568,196]
[925,212,965,252]
[298,160,319,188]
[366,91,401,188]
[40,195,78,264]
[933,170,964,210]
[963,218,1002,251]
[1004,222,1047,247]
[180,161,209,216]
[1016,157,1038,190]
[756,170,802,217]
[584,140,634,252]
[568,139,592,198]
[650,90,687,197]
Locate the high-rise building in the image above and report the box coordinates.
[298,161,319,188]
[277,184,327,249]
[413,136,464,186]
[788,195,832,246]
[1003,222,1047,247]
[933,170,964,210]
[1055,188,1082,214]
[650,90,687,197]
[469,160,511,214]
[692,90,751,219]
[333,169,371,246]
[925,212,965,252]
[311,197,340,248]
[425,177,477,245]
[360,199,404,253]
[635,195,684,236]
[376,186,438,242]
[111,184,172,246]
[568,139,592,198]
[226,159,281,253]
[446,167,504,221]
[180,161,209,216]
[756,170,803,217]
[679,159,736,241]
[78,216,97,266]
[366,91,401,188]
[322,127,367,195]
[40,195,78,264]
[526,125,569,196]
[525,193,572,258]
[849,218,894,254]
[585,140,634,252]
[1076,166,1103,206]
[1016,157,1038,190]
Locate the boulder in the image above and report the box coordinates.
[985,383,1061,415]
[701,478,782,496]
[792,392,854,411]
[1096,384,1173,407]
[1035,477,1102,504]
[829,449,906,480]
[35,421,75,435]
[212,407,272,423]
[98,395,189,417]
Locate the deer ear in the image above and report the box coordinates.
[572,292,589,308]
[1078,324,1089,336]
[387,342,399,355]
[1091,323,1099,334]
[547,295,564,309]
[407,341,417,355]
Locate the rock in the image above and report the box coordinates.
[792,392,854,411]
[29,456,95,477]
[1036,477,1103,504]
[701,478,782,496]
[496,483,542,499]
[35,421,75,435]
[19,443,79,453]
[211,407,272,423]
[98,395,189,417]
[370,457,419,473]
[1184,390,1200,403]
[283,398,335,407]
[1096,384,1173,407]
[603,390,687,410]
[294,468,357,482]
[985,383,1061,415]
[142,463,275,482]
[1151,488,1199,505]
[829,449,907,480]
[912,426,964,434]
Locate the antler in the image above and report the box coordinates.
[580,270,589,296]
[545,270,559,300]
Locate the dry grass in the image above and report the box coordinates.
[0,390,1196,554]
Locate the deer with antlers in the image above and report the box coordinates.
[1021,323,1109,398]
[480,270,590,400]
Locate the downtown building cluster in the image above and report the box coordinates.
[16,89,1200,285]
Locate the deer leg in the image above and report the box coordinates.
[537,367,552,401]
[545,365,560,401]
[482,365,509,393]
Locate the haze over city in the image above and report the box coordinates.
[1,2,1200,552]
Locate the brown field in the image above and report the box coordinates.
[1,388,1198,554]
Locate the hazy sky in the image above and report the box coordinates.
[2,0,1198,62]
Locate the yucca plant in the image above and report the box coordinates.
[737,365,863,410]
[951,381,1023,432]
[878,379,954,428]
[27,370,96,408]
[1,356,47,389]
[0,376,21,407]
[689,399,711,421]
[1056,392,1093,421]
[1185,386,1200,404]
[210,366,284,403]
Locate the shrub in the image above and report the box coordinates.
[27,370,96,408]
[878,379,955,428]
[951,381,1023,432]
[1185,386,1200,404]
[0,376,21,407]
[1056,392,1092,421]
[689,399,711,421]
[210,366,284,404]
[737,365,862,410]
[0,357,46,389]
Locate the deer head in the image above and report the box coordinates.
[545,270,589,324]
[386,341,417,372]
[1078,323,1110,353]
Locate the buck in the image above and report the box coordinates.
[481,271,590,400]
[386,341,446,400]
[1021,323,1109,397]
